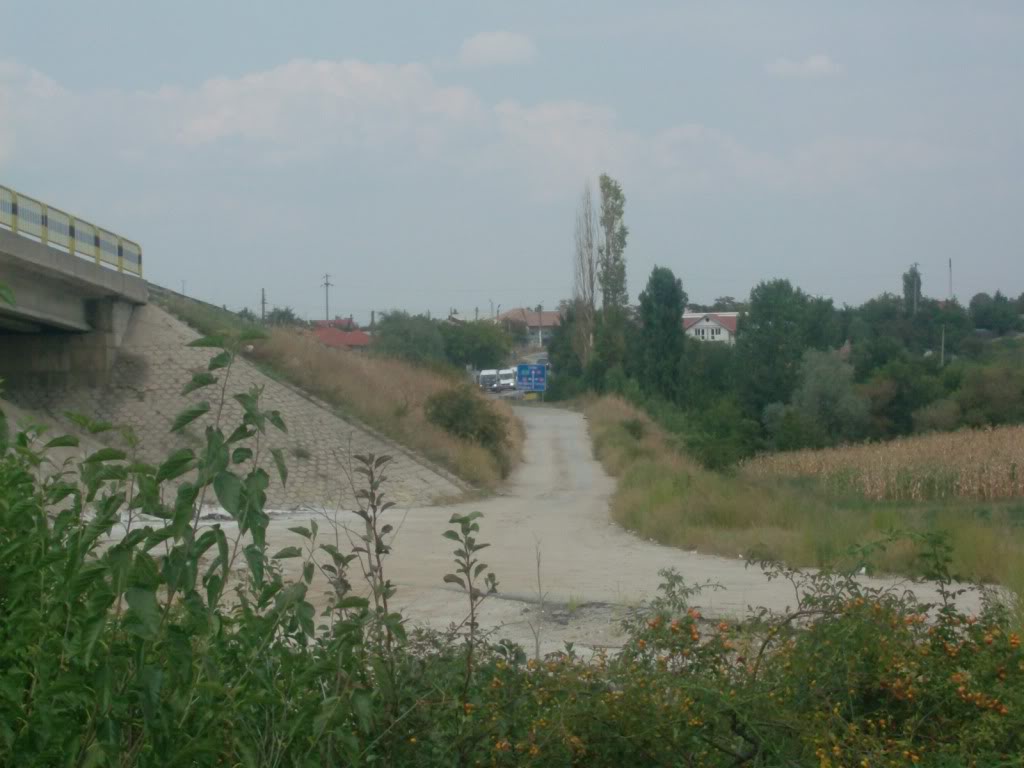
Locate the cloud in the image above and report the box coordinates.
[766,54,840,78]
[0,55,936,209]
[459,32,536,68]
[172,59,483,154]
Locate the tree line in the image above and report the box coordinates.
[549,176,1024,468]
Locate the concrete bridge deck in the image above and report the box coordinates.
[0,185,147,385]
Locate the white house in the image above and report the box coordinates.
[683,312,738,345]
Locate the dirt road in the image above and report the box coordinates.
[255,406,982,654]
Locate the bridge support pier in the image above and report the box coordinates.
[0,297,138,387]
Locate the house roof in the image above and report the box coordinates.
[497,308,562,328]
[682,312,738,334]
[314,317,358,331]
[313,326,372,349]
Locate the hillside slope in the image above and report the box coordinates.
[2,304,463,510]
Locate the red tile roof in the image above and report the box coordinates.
[683,313,738,334]
[313,327,372,349]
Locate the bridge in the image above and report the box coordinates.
[0,184,148,385]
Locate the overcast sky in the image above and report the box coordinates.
[2,2,1022,322]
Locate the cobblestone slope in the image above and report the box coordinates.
[3,305,464,510]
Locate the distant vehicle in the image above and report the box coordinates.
[498,368,516,391]
[478,369,499,392]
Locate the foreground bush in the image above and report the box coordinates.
[2,341,1022,766]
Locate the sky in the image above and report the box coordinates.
[1,1,1022,323]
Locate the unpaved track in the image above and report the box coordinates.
[257,407,982,654]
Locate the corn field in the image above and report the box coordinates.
[742,426,1024,502]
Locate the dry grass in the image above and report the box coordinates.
[251,329,523,490]
[150,288,522,490]
[742,427,1024,502]
[585,396,1024,589]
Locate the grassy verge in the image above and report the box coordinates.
[585,396,1024,589]
[150,286,523,490]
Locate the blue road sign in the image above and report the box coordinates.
[516,363,547,392]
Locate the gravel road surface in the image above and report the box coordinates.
[255,406,982,655]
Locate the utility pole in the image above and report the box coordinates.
[321,273,333,323]
[181,280,186,296]
[489,299,494,318]
[475,307,479,321]
[371,310,375,331]
[948,258,953,300]
[260,288,267,323]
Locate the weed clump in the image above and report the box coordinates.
[426,386,510,474]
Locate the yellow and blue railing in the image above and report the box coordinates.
[0,184,142,277]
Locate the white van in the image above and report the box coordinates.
[478,369,499,392]
[498,368,516,391]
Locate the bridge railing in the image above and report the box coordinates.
[0,184,142,277]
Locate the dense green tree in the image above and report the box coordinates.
[593,174,631,376]
[597,174,628,311]
[638,267,687,401]
[374,311,445,364]
[685,397,760,469]
[970,291,1020,335]
[683,341,737,410]
[956,364,1024,426]
[791,349,869,445]
[438,321,513,370]
[736,279,838,414]
[547,303,583,379]
[266,306,303,326]
[902,263,922,316]
[862,358,943,436]
[762,403,820,452]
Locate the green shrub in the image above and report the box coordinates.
[622,417,645,440]
[425,386,507,456]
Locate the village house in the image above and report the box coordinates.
[496,308,561,346]
[308,314,371,351]
[683,312,739,345]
